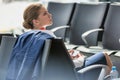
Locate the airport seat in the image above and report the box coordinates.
[69,2,109,47]
[102,3,120,50]
[0,36,17,80]
[40,38,77,80]
[82,3,120,50]
[0,33,14,46]
[40,38,108,80]
[47,2,75,39]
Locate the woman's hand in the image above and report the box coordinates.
[68,49,85,60]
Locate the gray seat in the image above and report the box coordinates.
[69,2,109,47]
[47,2,75,39]
[101,3,120,78]
[40,38,77,80]
[79,3,120,52]
[102,3,120,50]
[0,36,17,80]
[40,38,107,80]
[0,33,14,46]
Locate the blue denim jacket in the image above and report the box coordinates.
[6,30,53,80]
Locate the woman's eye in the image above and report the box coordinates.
[43,12,47,16]
[43,13,46,15]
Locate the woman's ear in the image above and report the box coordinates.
[32,19,39,25]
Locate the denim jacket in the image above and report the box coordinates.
[6,30,53,80]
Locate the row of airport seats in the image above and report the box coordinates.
[47,2,109,46]
[47,2,120,51]
[47,2,120,77]
[0,35,108,80]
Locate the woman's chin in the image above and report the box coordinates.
[48,22,53,26]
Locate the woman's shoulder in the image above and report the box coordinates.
[19,30,54,39]
[41,30,57,38]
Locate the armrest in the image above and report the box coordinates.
[50,25,69,32]
[77,64,107,73]
[77,64,107,80]
[119,38,120,43]
[81,28,103,47]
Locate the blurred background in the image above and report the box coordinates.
[0,0,118,35]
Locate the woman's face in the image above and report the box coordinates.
[33,6,53,29]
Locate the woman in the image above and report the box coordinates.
[22,3,112,73]
[6,3,112,80]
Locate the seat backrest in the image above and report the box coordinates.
[69,2,109,46]
[0,33,14,46]
[47,2,75,39]
[102,3,120,50]
[0,36,17,80]
[40,38,108,80]
[40,38,78,80]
